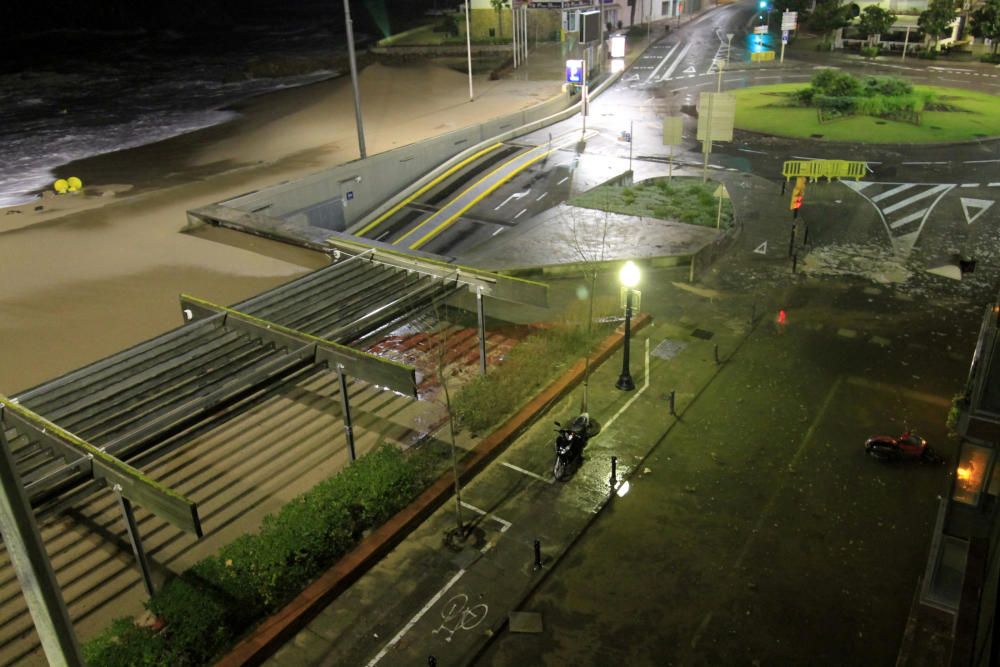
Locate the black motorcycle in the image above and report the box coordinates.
[553,413,591,481]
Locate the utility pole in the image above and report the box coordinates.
[465,0,474,100]
[343,0,367,159]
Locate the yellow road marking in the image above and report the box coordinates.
[401,146,555,250]
[356,142,504,237]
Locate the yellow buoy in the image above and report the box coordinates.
[67,176,83,192]
[53,179,69,194]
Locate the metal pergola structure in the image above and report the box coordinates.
[0,241,547,665]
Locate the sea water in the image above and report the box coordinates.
[0,23,349,207]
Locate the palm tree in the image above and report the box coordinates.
[490,0,510,39]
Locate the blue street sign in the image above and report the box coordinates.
[781,30,789,44]
[566,59,584,84]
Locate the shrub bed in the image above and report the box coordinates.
[452,322,605,434]
[83,443,446,666]
[569,178,734,229]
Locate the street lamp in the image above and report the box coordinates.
[616,261,640,391]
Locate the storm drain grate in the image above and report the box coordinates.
[653,339,688,360]
[691,328,714,340]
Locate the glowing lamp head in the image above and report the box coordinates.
[619,261,640,288]
[957,466,973,482]
[759,0,767,7]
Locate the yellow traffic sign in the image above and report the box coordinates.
[751,51,775,62]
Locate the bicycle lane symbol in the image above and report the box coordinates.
[431,593,488,643]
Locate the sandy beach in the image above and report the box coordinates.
[0,61,562,394]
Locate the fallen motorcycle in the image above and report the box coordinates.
[864,430,944,464]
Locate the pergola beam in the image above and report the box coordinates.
[0,397,203,537]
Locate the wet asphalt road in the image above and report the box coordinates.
[475,252,986,665]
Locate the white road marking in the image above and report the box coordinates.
[889,209,929,229]
[660,42,694,82]
[960,183,980,188]
[501,461,554,484]
[492,228,504,236]
[366,569,467,666]
[960,197,994,224]
[514,208,527,219]
[989,182,1000,187]
[536,192,548,201]
[603,338,651,432]
[557,176,569,185]
[882,184,952,214]
[738,148,766,154]
[647,43,680,83]
[459,501,512,532]
[871,183,915,202]
[495,191,529,210]
[964,159,1000,164]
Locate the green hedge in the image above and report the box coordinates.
[83,444,443,666]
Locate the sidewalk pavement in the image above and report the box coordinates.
[260,273,759,667]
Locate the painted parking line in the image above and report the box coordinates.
[603,338,651,432]
[501,461,554,484]
[460,501,512,532]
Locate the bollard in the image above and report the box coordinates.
[533,539,542,571]
[669,389,676,416]
[610,456,618,488]
[714,344,720,365]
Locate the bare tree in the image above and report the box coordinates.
[561,201,613,414]
[431,300,466,543]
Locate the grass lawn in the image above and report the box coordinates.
[734,83,1000,142]
[570,177,733,228]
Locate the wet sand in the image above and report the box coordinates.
[0,62,562,393]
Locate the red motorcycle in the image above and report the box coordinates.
[864,430,944,464]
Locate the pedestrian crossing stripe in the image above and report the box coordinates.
[842,181,955,255]
[960,197,994,225]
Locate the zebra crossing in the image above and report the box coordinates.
[842,181,956,253]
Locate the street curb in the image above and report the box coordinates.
[214,313,651,667]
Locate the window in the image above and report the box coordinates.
[565,10,578,32]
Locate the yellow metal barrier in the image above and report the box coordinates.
[751,51,775,62]
[781,159,867,182]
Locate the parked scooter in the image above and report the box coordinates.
[553,413,591,481]
[864,430,945,465]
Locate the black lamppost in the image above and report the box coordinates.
[616,261,640,391]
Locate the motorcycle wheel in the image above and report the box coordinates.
[553,458,567,481]
[922,449,945,465]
